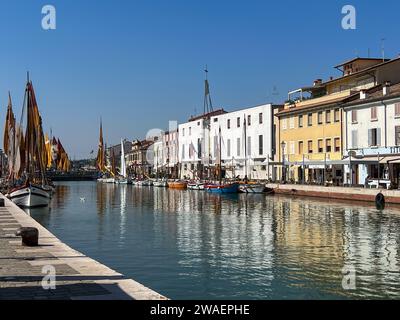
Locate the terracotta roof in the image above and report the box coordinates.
[276,96,347,116]
[188,108,227,122]
[342,82,400,107]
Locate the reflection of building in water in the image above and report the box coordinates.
[174,192,275,290]
[119,185,127,242]
[53,184,71,208]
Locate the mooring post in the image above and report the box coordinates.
[16,227,39,247]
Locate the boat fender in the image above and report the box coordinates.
[375,192,385,210]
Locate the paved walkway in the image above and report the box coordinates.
[0,195,167,300]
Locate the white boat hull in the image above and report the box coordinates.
[239,184,265,194]
[9,185,52,208]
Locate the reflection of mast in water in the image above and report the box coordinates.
[96,182,106,216]
[119,185,127,242]
[52,184,71,208]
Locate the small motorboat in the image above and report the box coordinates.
[153,180,168,187]
[239,183,265,194]
[204,182,239,194]
[187,182,205,190]
[168,181,188,189]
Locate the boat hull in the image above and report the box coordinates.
[205,183,239,194]
[9,185,52,208]
[239,184,265,194]
[168,181,187,189]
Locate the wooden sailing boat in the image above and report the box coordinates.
[238,114,265,194]
[7,78,52,207]
[205,126,239,193]
[96,119,108,182]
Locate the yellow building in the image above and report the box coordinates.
[275,57,400,184]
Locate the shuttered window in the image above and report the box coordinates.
[351,110,357,123]
[308,140,313,153]
[351,130,358,149]
[368,128,381,147]
[227,139,231,157]
[396,126,400,146]
[371,106,377,120]
[237,138,241,156]
[326,139,332,152]
[334,138,340,152]
[395,103,400,117]
[318,140,323,153]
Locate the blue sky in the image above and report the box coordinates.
[1,0,400,159]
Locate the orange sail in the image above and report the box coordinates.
[96,120,105,172]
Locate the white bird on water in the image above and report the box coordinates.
[80,197,86,202]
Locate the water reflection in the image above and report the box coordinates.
[27,182,400,299]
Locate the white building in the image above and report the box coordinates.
[178,109,227,179]
[162,129,179,178]
[152,139,164,177]
[343,82,400,187]
[209,103,279,180]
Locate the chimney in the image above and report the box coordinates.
[360,90,367,100]
[313,79,322,86]
[383,81,391,96]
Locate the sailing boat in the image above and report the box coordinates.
[96,120,107,182]
[7,78,53,207]
[238,114,265,194]
[115,139,129,184]
[205,126,239,193]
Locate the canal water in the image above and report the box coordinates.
[28,181,400,299]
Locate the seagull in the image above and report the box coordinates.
[80,197,86,202]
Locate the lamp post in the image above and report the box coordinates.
[281,141,286,183]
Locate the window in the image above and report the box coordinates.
[197,121,200,126]
[318,139,323,153]
[351,130,358,149]
[308,113,313,126]
[247,115,251,126]
[227,119,231,129]
[318,111,323,124]
[213,118,218,122]
[334,109,340,122]
[289,117,295,129]
[326,139,332,152]
[213,136,218,158]
[298,141,303,154]
[396,126,400,146]
[237,117,241,128]
[258,135,263,155]
[368,128,381,147]
[198,138,202,157]
[237,138,241,156]
[308,140,313,154]
[182,128,185,136]
[351,110,357,123]
[371,106,377,120]
[189,127,191,136]
[247,137,251,156]
[182,144,185,159]
[282,118,287,130]
[326,110,331,123]
[259,113,263,124]
[290,141,295,155]
[334,138,340,152]
[227,139,231,157]
[298,115,303,128]
[395,103,400,117]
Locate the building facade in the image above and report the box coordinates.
[162,129,179,178]
[343,82,400,188]
[209,104,280,180]
[276,56,400,185]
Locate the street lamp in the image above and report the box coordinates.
[281,141,286,183]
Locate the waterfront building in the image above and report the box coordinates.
[343,81,400,188]
[152,138,164,177]
[162,129,179,179]
[106,140,132,174]
[178,109,227,179]
[276,56,400,185]
[209,103,281,180]
[126,139,155,178]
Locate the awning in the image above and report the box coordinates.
[379,155,400,164]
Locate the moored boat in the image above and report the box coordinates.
[8,183,52,208]
[205,182,239,194]
[168,181,188,189]
[188,182,205,190]
[238,183,265,194]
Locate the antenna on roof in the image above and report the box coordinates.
[381,38,386,61]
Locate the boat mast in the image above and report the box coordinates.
[244,114,248,183]
[219,126,222,185]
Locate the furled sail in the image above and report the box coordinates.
[96,120,105,172]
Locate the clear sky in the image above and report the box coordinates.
[1,0,400,159]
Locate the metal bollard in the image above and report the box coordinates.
[0,198,5,207]
[15,227,39,247]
